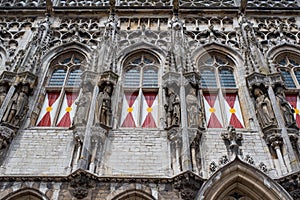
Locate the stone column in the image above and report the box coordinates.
[269,136,287,175]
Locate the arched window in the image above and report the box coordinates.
[199,52,244,128]
[275,53,300,127]
[276,53,300,88]
[120,52,159,128]
[36,52,84,127]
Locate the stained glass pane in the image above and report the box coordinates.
[201,69,217,88]
[219,69,236,88]
[67,69,82,86]
[124,68,140,88]
[280,69,296,88]
[143,68,158,87]
[294,69,300,85]
[49,69,67,86]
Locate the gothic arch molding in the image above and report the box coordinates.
[41,41,91,68]
[117,42,166,74]
[191,42,244,69]
[2,188,49,200]
[197,157,293,200]
[267,43,300,61]
[106,184,157,200]
[267,43,300,73]
[112,190,156,200]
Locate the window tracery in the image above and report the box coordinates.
[199,52,244,129]
[120,53,159,128]
[36,52,84,127]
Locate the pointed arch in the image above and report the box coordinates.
[194,43,246,129]
[191,42,243,68]
[33,42,90,128]
[197,157,293,200]
[267,43,300,61]
[2,188,49,200]
[112,190,156,200]
[117,41,166,74]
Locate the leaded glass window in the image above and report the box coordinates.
[36,52,85,127]
[121,53,159,128]
[276,53,300,88]
[198,52,244,129]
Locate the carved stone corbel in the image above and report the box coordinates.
[69,171,95,199]
[174,172,203,200]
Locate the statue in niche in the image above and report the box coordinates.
[186,87,204,128]
[73,81,93,126]
[254,88,276,128]
[96,83,113,127]
[2,83,30,127]
[164,87,180,127]
[275,86,297,128]
[0,81,9,108]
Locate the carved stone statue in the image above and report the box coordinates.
[96,84,112,127]
[2,83,30,126]
[186,87,203,128]
[73,81,93,126]
[254,88,276,129]
[0,81,9,108]
[165,88,180,127]
[275,86,297,128]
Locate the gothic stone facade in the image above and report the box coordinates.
[0,0,300,200]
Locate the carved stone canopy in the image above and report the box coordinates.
[183,72,201,88]
[99,71,118,86]
[269,73,285,88]
[246,72,268,93]
[163,71,180,89]
[81,71,97,86]
[0,71,16,84]
[16,71,38,89]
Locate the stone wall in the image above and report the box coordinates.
[2,129,74,176]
